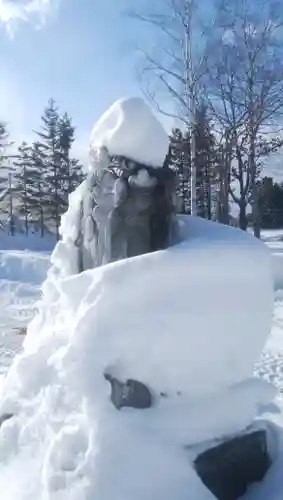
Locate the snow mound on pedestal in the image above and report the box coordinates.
[89,97,169,171]
[0,216,275,500]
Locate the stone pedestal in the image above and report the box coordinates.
[194,430,271,500]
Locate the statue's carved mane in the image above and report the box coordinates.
[76,154,177,271]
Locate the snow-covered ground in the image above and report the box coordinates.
[254,230,283,396]
[0,233,54,373]
[0,222,280,500]
[0,249,51,374]
[0,227,281,498]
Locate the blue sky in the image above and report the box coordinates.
[0,0,156,162]
[1,0,281,179]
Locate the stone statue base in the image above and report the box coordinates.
[194,430,271,500]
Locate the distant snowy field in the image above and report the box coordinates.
[0,232,55,372]
[256,230,283,394]
[0,246,51,374]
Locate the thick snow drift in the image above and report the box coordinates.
[0,215,275,500]
[89,97,169,170]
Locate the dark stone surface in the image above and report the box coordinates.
[104,373,152,410]
[194,430,271,500]
[76,155,177,271]
[0,413,13,427]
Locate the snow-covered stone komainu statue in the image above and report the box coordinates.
[0,98,279,500]
[58,97,178,274]
[76,151,176,271]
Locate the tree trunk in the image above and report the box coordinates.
[190,128,197,216]
[206,171,212,220]
[23,166,28,237]
[221,170,229,225]
[38,182,44,238]
[40,208,44,238]
[239,203,248,231]
[217,143,230,225]
[182,134,190,214]
[248,72,261,239]
[8,173,14,236]
[252,180,260,238]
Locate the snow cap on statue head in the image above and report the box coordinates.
[88,97,169,173]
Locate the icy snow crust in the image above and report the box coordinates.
[0,213,275,500]
[89,97,169,171]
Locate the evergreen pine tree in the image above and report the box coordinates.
[34,98,62,238]
[57,112,84,205]
[13,141,46,235]
[13,142,32,235]
[32,100,84,239]
[168,108,217,218]
[258,177,283,229]
[11,101,84,238]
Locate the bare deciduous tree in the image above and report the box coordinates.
[205,0,283,236]
[129,0,209,216]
